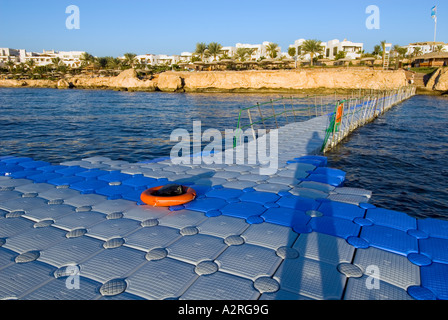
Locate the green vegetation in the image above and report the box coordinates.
[302,39,324,66]
[194,42,208,61]
[410,67,439,74]
[287,47,296,58]
[265,43,279,59]
[207,42,223,61]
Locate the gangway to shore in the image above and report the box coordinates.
[233,86,416,153]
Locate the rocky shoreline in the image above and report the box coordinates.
[0,68,446,94]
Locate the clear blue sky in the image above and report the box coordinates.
[0,0,445,57]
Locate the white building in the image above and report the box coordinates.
[234,41,280,60]
[135,54,157,66]
[179,52,193,63]
[323,39,363,60]
[289,38,363,61]
[0,48,85,68]
[0,48,27,67]
[133,54,182,66]
[403,41,448,56]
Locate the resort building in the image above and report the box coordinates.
[323,39,363,60]
[0,48,24,66]
[234,42,281,60]
[403,41,448,56]
[289,38,363,62]
[0,48,85,68]
[135,54,157,66]
[133,54,182,66]
[413,51,448,67]
[179,52,193,63]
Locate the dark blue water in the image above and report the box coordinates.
[0,88,290,163]
[326,95,448,220]
[1,88,447,219]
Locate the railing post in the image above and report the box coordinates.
[257,102,266,131]
[282,97,289,124]
[270,99,279,129]
[247,108,257,141]
[290,96,297,122]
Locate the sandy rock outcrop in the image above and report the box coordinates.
[155,69,408,92]
[0,68,410,92]
[57,79,74,89]
[0,79,57,88]
[426,67,448,91]
[156,73,183,92]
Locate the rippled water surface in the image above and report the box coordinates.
[326,95,448,220]
[1,88,447,219]
[0,88,287,163]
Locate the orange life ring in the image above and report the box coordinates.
[140,185,196,207]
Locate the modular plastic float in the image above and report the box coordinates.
[0,153,446,300]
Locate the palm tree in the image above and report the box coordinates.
[246,48,256,61]
[265,43,279,59]
[80,52,94,67]
[394,46,408,68]
[195,42,208,61]
[301,40,324,66]
[373,45,382,56]
[287,47,296,58]
[123,53,137,68]
[51,57,63,69]
[105,56,121,70]
[5,60,15,73]
[236,48,249,62]
[219,52,231,61]
[413,47,423,57]
[94,57,108,69]
[207,42,223,61]
[26,59,36,72]
[434,45,446,53]
[380,40,387,67]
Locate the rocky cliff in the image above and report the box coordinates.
[157,69,408,92]
[0,68,409,92]
[425,67,448,92]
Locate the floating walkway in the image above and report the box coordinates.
[0,87,446,300]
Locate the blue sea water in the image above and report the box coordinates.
[326,94,448,220]
[0,87,447,219]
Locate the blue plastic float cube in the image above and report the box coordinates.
[420,262,448,300]
[121,174,158,189]
[318,201,365,221]
[276,195,320,212]
[70,179,109,194]
[55,166,88,176]
[0,164,26,176]
[75,169,109,179]
[220,202,266,219]
[239,191,280,205]
[183,197,228,213]
[27,172,63,183]
[261,207,310,229]
[205,188,243,200]
[360,225,418,256]
[312,167,346,180]
[365,208,417,232]
[310,216,360,240]
[97,170,132,183]
[302,174,344,187]
[19,161,51,170]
